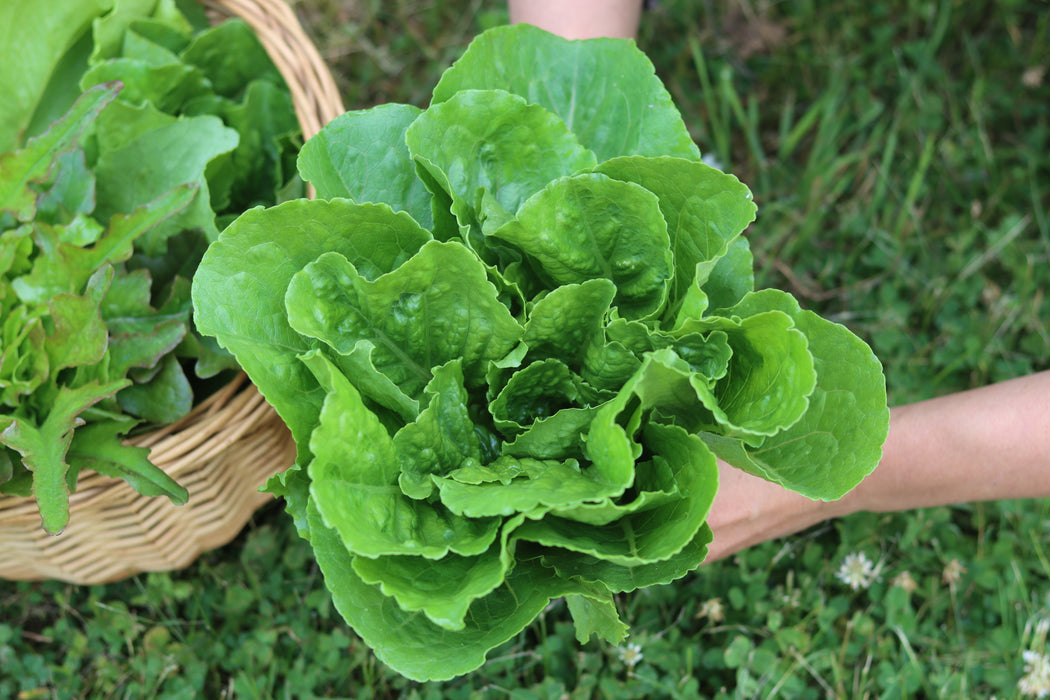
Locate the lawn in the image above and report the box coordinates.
[2,0,1049,697]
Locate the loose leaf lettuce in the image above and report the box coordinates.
[192,23,889,681]
[698,289,888,499]
[2,2,301,530]
[1,378,129,533]
[0,0,111,152]
[0,82,121,222]
[593,155,756,312]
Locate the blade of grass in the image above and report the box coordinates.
[689,36,731,167]
[891,133,936,242]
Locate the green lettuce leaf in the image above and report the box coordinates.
[209,79,299,213]
[0,0,112,152]
[305,497,598,682]
[540,524,714,594]
[89,0,166,65]
[0,378,128,533]
[34,149,96,224]
[699,289,890,500]
[489,358,581,432]
[594,155,757,314]
[91,114,238,253]
[0,303,48,408]
[667,308,817,440]
[179,19,282,98]
[431,24,699,162]
[405,88,596,238]
[192,199,432,446]
[304,350,501,559]
[286,240,523,399]
[1,81,120,221]
[2,0,303,530]
[297,104,433,229]
[436,455,619,519]
[66,418,187,504]
[394,360,482,500]
[116,353,192,423]
[103,271,184,357]
[79,58,210,114]
[515,422,717,566]
[12,185,196,304]
[565,593,629,645]
[702,236,756,314]
[500,407,599,461]
[492,173,672,320]
[522,278,616,366]
[351,513,523,632]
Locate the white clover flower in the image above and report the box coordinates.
[1022,65,1046,89]
[891,570,919,593]
[1019,649,1050,697]
[780,588,802,609]
[835,552,880,591]
[942,558,967,587]
[617,641,644,669]
[696,597,725,623]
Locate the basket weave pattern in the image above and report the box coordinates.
[0,0,344,585]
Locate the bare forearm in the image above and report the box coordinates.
[705,371,1050,562]
[836,370,1050,516]
[508,0,643,39]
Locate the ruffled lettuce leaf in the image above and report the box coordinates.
[698,289,890,500]
[405,88,596,242]
[285,240,523,399]
[304,350,501,560]
[515,422,717,566]
[431,24,699,162]
[394,359,482,499]
[297,104,434,229]
[304,495,607,682]
[593,155,756,314]
[0,378,128,533]
[492,173,672,320]
[349,520,519,632]
[521,279,616,366]
[192,199,433,446]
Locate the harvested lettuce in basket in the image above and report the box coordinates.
[192,24,889,680]
[0,0,301,533]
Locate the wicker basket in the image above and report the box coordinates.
[0,0,344,585]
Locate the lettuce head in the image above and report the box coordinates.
[192,24,889,681]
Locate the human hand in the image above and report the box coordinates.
[703,460,849,563]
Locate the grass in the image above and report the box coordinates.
[3,0,1049,697]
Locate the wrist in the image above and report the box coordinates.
[508,0,643,40]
